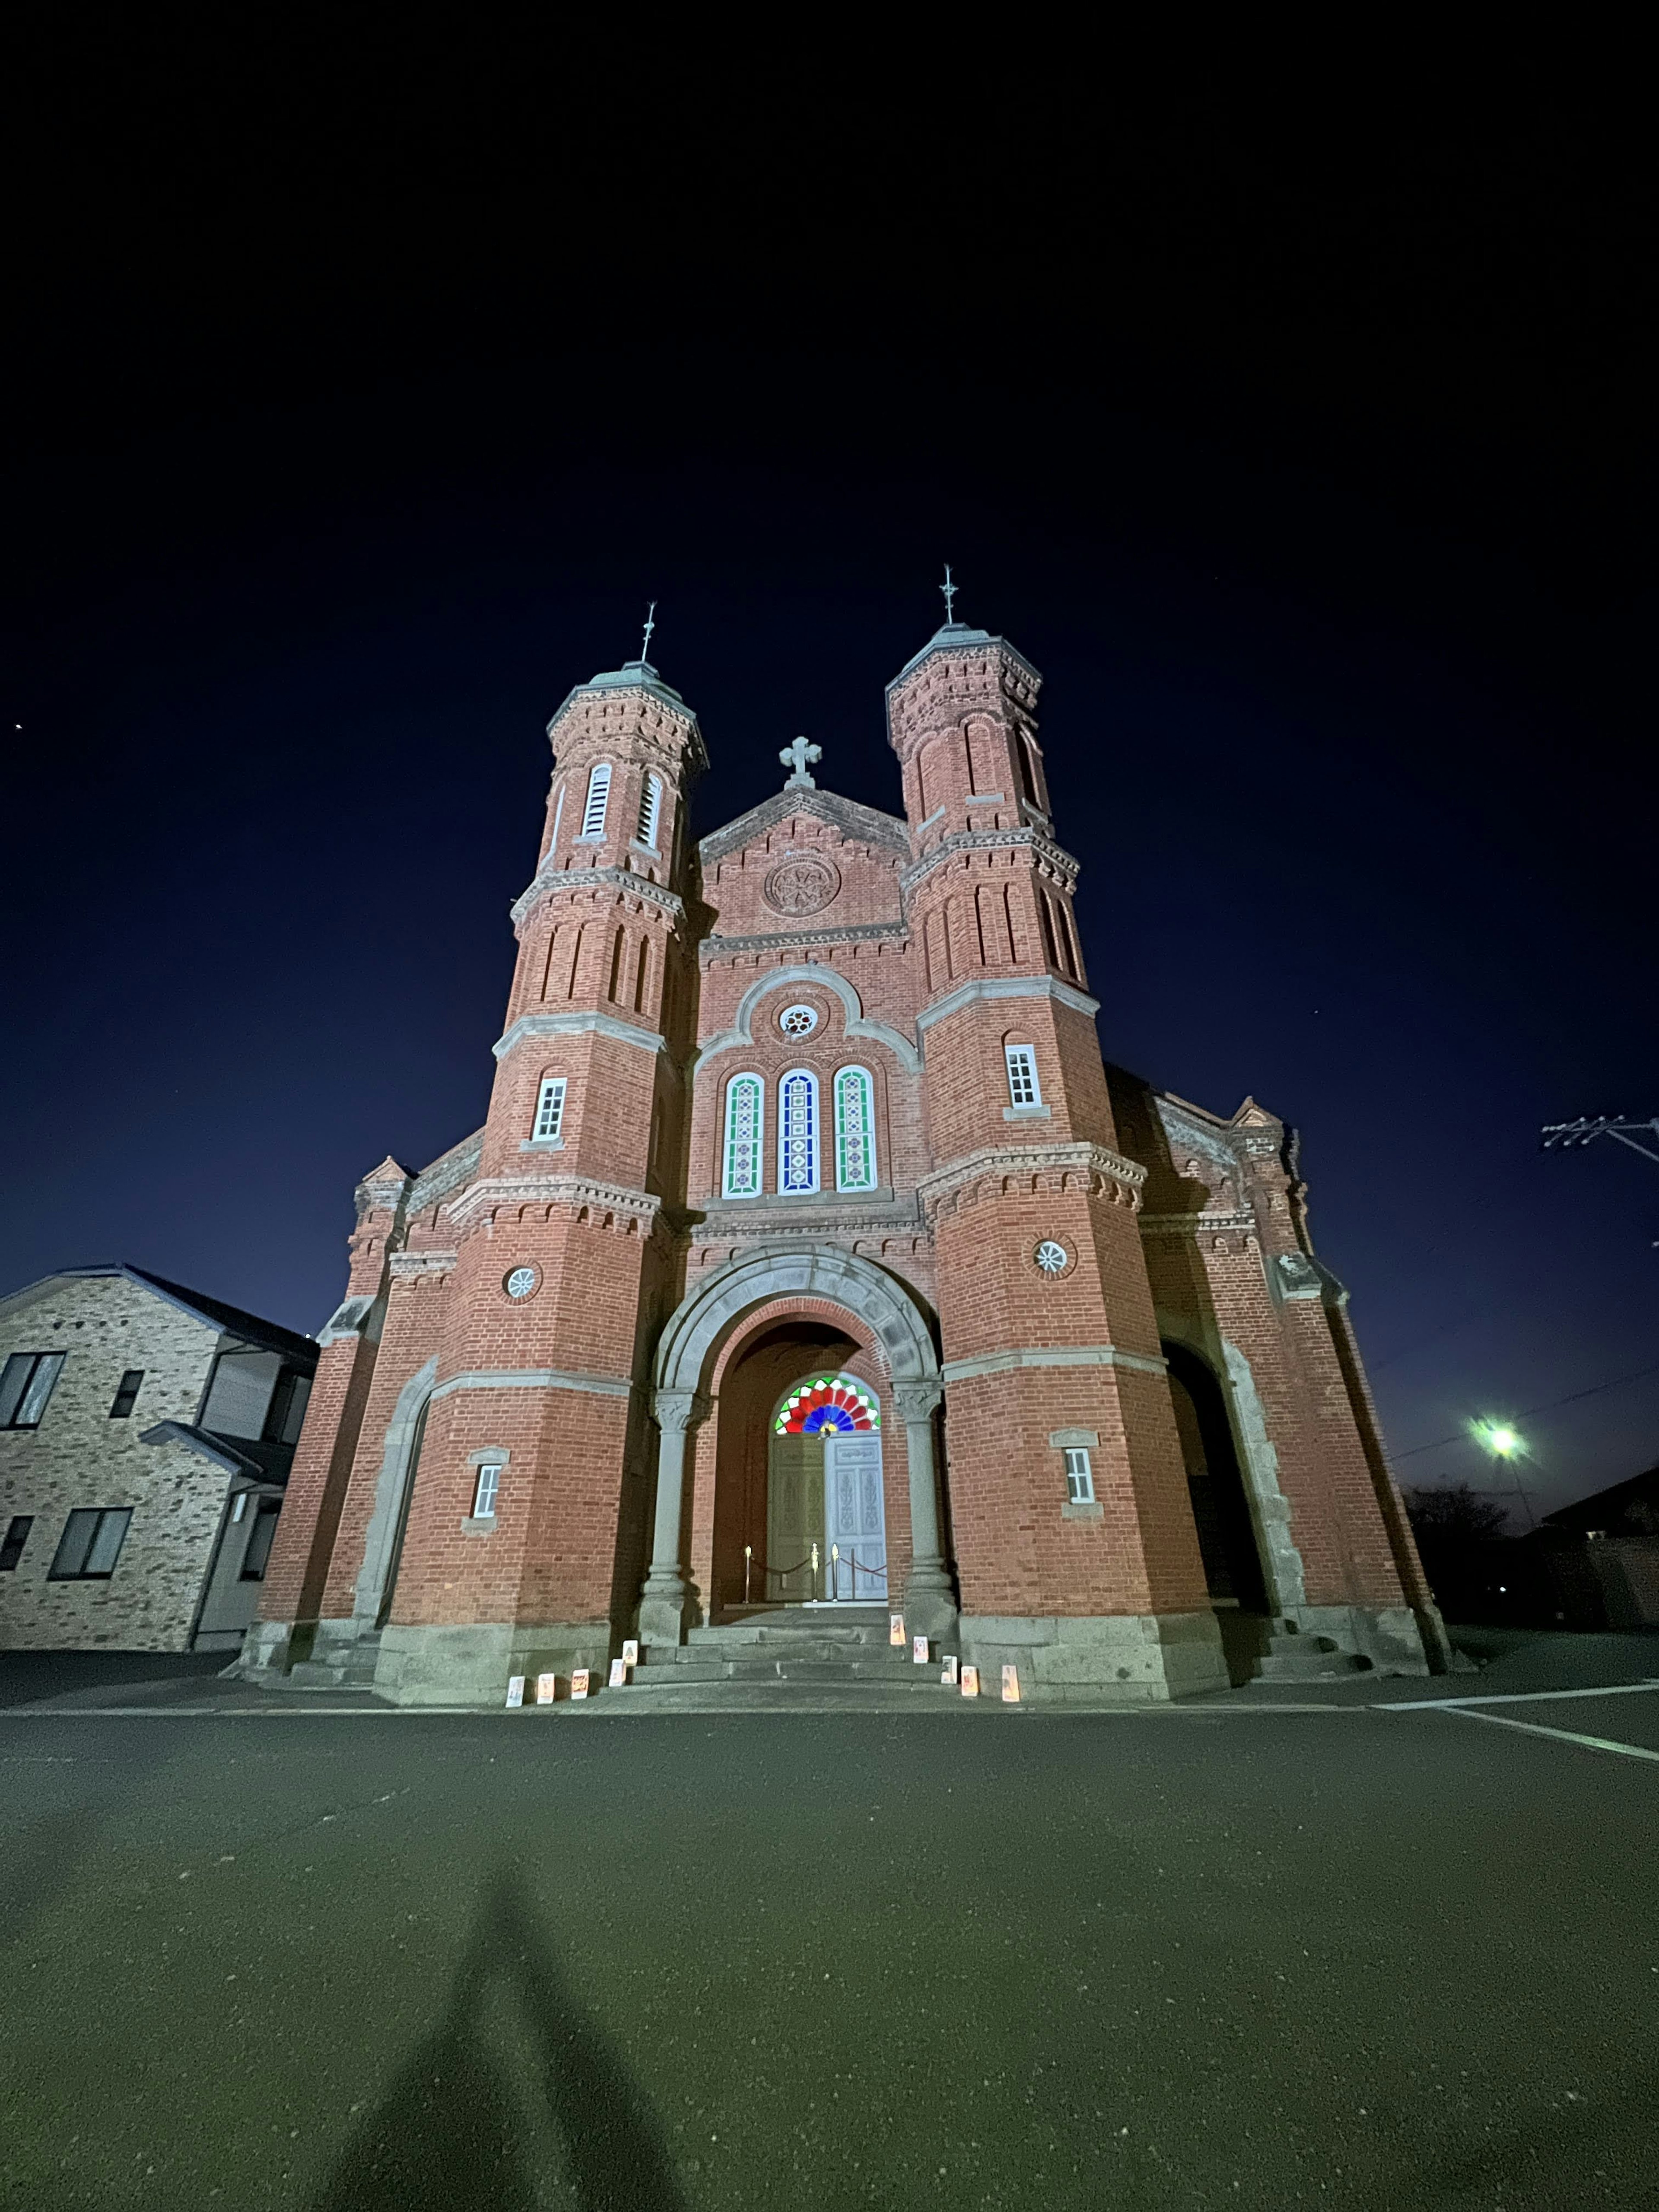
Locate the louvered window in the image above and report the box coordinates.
[580,763,611,839]
[636,773,662,849]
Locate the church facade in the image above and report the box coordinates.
[244,611,1446,1703]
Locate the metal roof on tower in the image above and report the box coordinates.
[886,620,1042,693]
[547,657,695,731]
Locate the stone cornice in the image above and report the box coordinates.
[900,826,1079,897]
[445,1174,663,1230]
[388,1249,459,1277]
[1138,1211,1256,1235]
[916,973,1101,1033]
[701,918,909,960]
[494,1010,667,1060]
[942,1344,1167,1383]
[510,863,686,932]
[918,1140,1146,1214]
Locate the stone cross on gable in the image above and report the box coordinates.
[779,735,821,789]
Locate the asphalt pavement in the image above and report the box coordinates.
[2,1633,1656,2211]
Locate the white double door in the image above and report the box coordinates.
[823,1432,886,1600]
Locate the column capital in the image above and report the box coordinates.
[894,1379,943,1424]
[653,1389,711,1435]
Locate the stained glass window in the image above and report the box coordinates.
[722,1074,764,1198]
[778,1069,819,1194]
[834,1065,877,1192]
[775,1375,881,1434]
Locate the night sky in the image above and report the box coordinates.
[4,40,1653,1516]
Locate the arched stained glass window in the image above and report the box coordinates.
[775,1374,880,1434]
[833,1065,877,1192]
[777,1069,819,1194]
[722,1074,764,1198]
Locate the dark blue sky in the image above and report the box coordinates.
[3,49,1653,1516]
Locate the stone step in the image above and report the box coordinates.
[1254,1651,1368,1680]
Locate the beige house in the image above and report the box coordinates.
[0,1266,316,1652]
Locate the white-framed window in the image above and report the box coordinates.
[1005,1044,1041,1108]
[472,1463,502,1519]
[833,1065,878,1192]
[636,772,662,849]
[722,1073,765,1198]
[778,1069,820,1195]
[533,1077,567,1143]
[1063,1447,1095,1504]
[580,762,612,840]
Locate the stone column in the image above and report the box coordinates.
[638,1389,706,1646]
[896,1380,958,1643]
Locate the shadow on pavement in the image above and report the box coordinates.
[311,1870,687,2212]
[0,1648,230,1708]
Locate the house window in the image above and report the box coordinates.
[472,1463,502,1519]
[533,1076,567,1143]
[636,772,662,849]
[0,1516,32,1571]
[1063,1448,1095,1504]
[263,1370,312,1446]
[0,1352,66,1430]
[580,763,612,839]
[834,1066,878,1192]
[48,1507,133,1581]
[1005,1044,1041,1108]
[778,1070,820,1195]
[109,1369,145,1419]
[722,1073,765,1197]
[239,1499,282,1579]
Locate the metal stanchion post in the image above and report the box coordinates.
[743,1545,752,1606]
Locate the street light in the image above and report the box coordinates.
[1471,1420,1535,1527]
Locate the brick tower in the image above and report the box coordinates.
[248,653,703,1698]
[890,616,1224,1693]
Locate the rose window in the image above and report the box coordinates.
[1034,1240,1069,1276]
[778,1004,819,1039]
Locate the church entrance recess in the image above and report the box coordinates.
[771,1374,887,1603]
[641,1243,953,1646]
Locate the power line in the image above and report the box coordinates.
[1394,1358,1659,1462]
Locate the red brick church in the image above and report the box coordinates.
[245,604,1447,1702]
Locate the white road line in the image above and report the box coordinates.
[1437,1707,1659,1763]
[1374,1680,1659,1711]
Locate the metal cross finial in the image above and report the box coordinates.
[941,564,958,624]
[779,734,822,789]
[639,601,657,663]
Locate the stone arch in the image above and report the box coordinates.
[694,966,922,1075]
[641,1244,952,1643]
[655,1242,938,1398]
[351,1354,439,1630]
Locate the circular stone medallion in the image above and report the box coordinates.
[1033,1239,1071,1278]
[503,1265,539,1301]
[763,853,841,917]
[777,1002,820,1039]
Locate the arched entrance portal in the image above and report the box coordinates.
[642,1243,952,1645]
[1163,1340,1271,1681]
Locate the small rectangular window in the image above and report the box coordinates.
[48,1506,133,1581]
[262,1369,312,1446]
[473,1463,502,1519]
[1063,1447,1095,1504]
[636,773,661,849]
[1005,1045,1041,1108]
[238,1499,281,1580]
[533,1077,567,1143]
[0,1516,33,1571]
[109,1369,145,1419]
[581,762,612,839]
[0,1351,67,1430]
